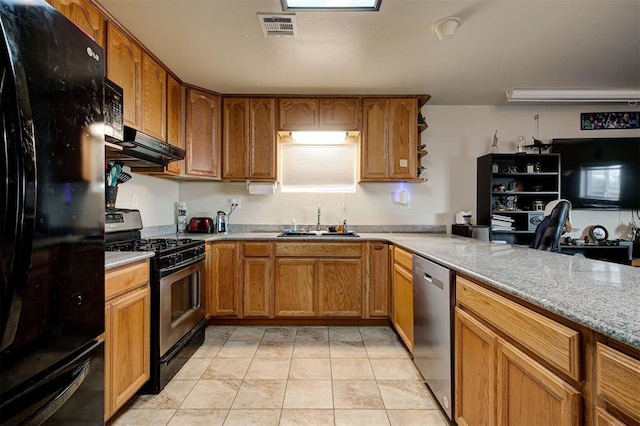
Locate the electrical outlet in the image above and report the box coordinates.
[230,198,241,209]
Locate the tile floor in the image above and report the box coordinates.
[111,326,449,426]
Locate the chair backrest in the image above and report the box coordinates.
[530,200,571,251]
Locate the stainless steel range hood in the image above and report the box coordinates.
[105,126,185,167]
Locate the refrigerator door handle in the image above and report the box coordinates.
[0,28,37,351]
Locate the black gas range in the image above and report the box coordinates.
[105,209,206,394]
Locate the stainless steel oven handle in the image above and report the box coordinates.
[159,253,205,277]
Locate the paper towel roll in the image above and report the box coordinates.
[247,181,277,195]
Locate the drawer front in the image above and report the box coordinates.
[105,259,150,301]
[393,246,413,271]
[275,242,362,258]
[456,276,580,381]
[243,242,272,257]
[596,343,640,422]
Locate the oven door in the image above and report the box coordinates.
[159,259,205,357]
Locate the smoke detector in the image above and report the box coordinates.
[257,13,298,37]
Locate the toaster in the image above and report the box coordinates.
[188,217,215,233]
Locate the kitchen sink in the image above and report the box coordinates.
[277,231,359,237]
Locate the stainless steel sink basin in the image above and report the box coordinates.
[277,231,359,237]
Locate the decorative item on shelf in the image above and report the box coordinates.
[534,161,542,172]
[492,163,499,173]
[505,166,518,174]
[525,137,551,154]
[516,136,526,153]
[505,195,517,211]
[492,200,505,211]
[526,163,534,173]
[533,200,544,211]
[507,180,524,192]
[491,130,499,153]
[492,183,506,192]
[532,185,543,192]
[589,224,609,242]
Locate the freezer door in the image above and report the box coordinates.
[0,0,105,411]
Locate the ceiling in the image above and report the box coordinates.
[96,0,640,105]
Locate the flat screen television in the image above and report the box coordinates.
[551,137,640,210]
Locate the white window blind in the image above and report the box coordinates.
[280,144,357,193]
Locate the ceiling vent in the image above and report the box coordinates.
[257,13,298,38]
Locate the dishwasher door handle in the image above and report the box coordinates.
[422,272,444,290]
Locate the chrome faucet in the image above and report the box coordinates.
[316,204,321,231]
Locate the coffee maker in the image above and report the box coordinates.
[216,210,228,234]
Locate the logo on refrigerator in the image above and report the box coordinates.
[86,47,100,62]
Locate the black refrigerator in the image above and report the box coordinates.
[0,1,105,424]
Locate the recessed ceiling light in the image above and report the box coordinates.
[281,0,381,12]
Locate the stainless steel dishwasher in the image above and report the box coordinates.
[412,254,455,421]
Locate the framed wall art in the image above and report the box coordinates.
[581,112,639,130]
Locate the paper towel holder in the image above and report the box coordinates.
[246,180,278,195]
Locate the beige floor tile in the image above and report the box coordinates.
[359,327,398,342]
[202,357,252,380]
[217,340,259,358]
[245,358,291,380]
[293,340,331,358]
[330,341,368,358]
[334,409,390,426]
[289,358,332,379]
[283,380,334,409]
[223,409,281,426]
[331,358,375,380]
[167,409,228,426]
[333,380,384,409]
[191,341,224,358]
[205,326,236,342]
[254,340,294,358]
[364,340,410,359]
[173,357,212,380]
[295,326,329,342]
[262,326,297,342]
[370,359,420,380]
[329,326,363,342]
[232,380,287,409]
[110,409,175,426]
[180,380,241,409]
[377,381,435,410]
[279,409,335,426]
[387,409,448,426]
[131,380,197,409]
[228,326,266,341]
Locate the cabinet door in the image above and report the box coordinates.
[243,257,272,317]
[210,243,241,317]
[106,23,142,129]
[274,258,316,317]
[278,98,319,130]
[185,88,221,178]
[249,98,277,180]
[361,98,389,180]
[110,286,150,414]
[497,339,581,426]
[141,53,167,141]
[104,303,113,421]
[319,98,360,130]
[388,98,416,179]
[317,259,362,317]
[368,243,390,317]
[166,75,184,175]
[392,260,413,352]
[49,0,105,47]
[455,308,497,426]
[222,98,248,179]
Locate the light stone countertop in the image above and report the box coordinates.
[107,231,640,350]
[105,251,154,270]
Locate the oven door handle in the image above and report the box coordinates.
[159,254,205,277]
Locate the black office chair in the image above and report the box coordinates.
[530,200,571,252]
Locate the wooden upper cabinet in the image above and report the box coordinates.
[141,53,167,141]
[166,75,184,175]
[185,88,221,179]
[361,98,417,181]
[223,98,276,180]
[49,0,105,47]
[279,98,318,130]
[107,22,142,129]
[278,97,360,131]
[319,98,360,130]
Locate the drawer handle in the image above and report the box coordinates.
[423,272,433,283]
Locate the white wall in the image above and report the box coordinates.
[126,104,640,239]
[111,171,179,226]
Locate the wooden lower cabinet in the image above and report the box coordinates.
[318,259,362,317]
[367,242,390,318]
[209,242,241,317]
[274,258,316,317]
[595,343,640,424]
[243,242,273,318]
[104,260,150,421]
[391,246,413,352]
